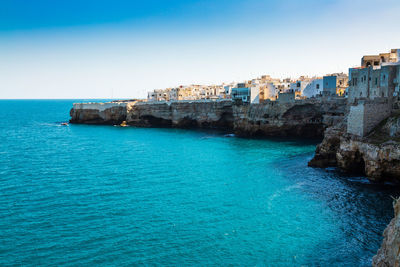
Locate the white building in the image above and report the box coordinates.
[147,89,169,101]
[302,79,323,98]
[259,82,279,100]
[224,85,233,98]
[231,84,260,103]
[290,80,310,95]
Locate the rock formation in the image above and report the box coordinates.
[70,98,400,265]
[126,101,234,129]
[70,102,128,125]
[70,99,347,139]
[373,198,400,267]
[308,121,346,168]
[232,99,345,138]
[233,102,325,138]
[309,112,400,183]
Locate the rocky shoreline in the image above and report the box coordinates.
[70,99,400,183]
[309,112,400,184]
[69,98,400,265]
[373,198,400,266]
[307,109,400,266]
[70,99,346,139]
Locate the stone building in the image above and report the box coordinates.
[347,98,392,137]
[224,85,234,99]
[290,80,310,98]
[259,82,278,102]
[347,49,400,137]
[148,89,170,101]
[278,90,295,103]
[361,49,400,67]
[302,78,323,98]
[322,73,348,97]
[395,65,400,97]
[348,64,399,103]
[231,83,260,104]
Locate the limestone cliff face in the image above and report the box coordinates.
[70,102,128,125]
[373,199,400,267]
[308,121,346,168]
[336,137,400,182]
[233,100,345,138]
[70,99,346,138]
[126,101,233,129]
[233,102,323,138]
[309,112,400,183]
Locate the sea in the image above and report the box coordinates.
[0,99,398,266]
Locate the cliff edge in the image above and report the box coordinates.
[70,99,346,139]
[309,112,400,183]
[373,198,400,267]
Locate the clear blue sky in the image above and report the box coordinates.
[1,0,399,99]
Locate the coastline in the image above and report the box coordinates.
[69,98,346,139]
[69,98,400,265]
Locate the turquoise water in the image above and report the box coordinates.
[0,100,398,266]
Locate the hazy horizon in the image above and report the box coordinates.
[1,0,400,99]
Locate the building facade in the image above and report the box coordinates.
[322,73,348,96]
[361,49,400,67]
[302,79,323,98]
[348,64,398,103]
[231,83,260,104]
[347,48,400,137]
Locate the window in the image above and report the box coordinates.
[375,78,378,85]
[297,82,300,87]
[316,84,320,89]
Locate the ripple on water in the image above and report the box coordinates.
[0,100,398,266]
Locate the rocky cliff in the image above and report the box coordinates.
[70,102,128,125]
[126,101,234,129]
[309,112,400,183]
[373,198,400,267]
[70,98,399,265]
[308,121,346,168]
[233,99,345,138]
[70,99,346,138]
[309,110,400,265]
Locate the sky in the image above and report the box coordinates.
[1,0,400,99]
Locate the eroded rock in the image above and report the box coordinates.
[373,198,400,267]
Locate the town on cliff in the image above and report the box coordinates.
[146,49,399,105]
[70,49,400,266]
[71,48,400,185]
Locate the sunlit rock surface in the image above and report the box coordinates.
[70,99,346,139]
[309,111,400,183]
[373,198,400,267]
